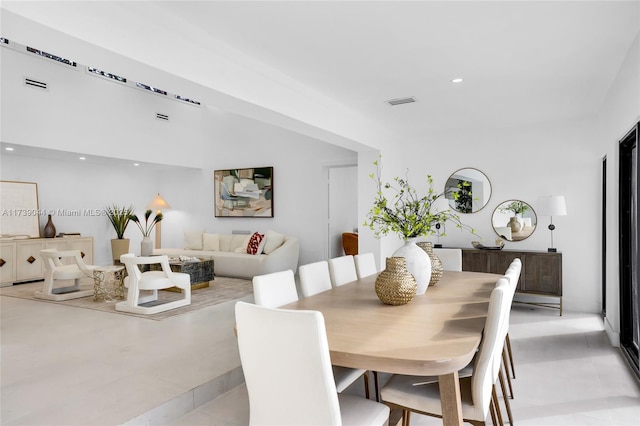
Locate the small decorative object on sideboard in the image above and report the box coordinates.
[43,214,56,238]
[471,240,505,250]
[375,257,417,306]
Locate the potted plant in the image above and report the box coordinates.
[130,209,163,256]
[363,157,474,295]
[105,204,134,264]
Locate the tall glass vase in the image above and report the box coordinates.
[392,238,432,295]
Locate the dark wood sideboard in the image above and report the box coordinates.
[460,248,563,315]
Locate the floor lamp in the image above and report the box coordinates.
[146,194,172,249]
[536,195,567,252]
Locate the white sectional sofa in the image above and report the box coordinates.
[153,230,299,279]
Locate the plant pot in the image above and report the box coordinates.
[375,257,417,305]
[141,236,153,256]
[111,238,130,264]
[392,238,431,295]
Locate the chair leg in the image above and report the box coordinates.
[506,333,516,379]
[402,409,410,426]
[363,371,370,400]
[489,397,498,426]
[502,349,514,399]
[373,370,381,402]
[498,369,514,425]
[492,385,504,426]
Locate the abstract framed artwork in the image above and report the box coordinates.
[214,167,273,217]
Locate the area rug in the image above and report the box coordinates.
[0,277,253,321]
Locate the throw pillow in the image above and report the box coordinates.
[263,230,286,254]
[246,232,265,255]
[184,230,204,250]
[203,233,220,251]
[234,235,252,253]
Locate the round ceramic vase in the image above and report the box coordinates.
[392,238,432,295]
[417,241,443,286]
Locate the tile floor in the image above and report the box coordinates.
[2,288,639,426]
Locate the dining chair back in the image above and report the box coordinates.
[354,252,377,278]
[299,261,332,298]
[433,248,462,271]
[328,255,358,287]
[36,249,97,301]
[235,301,389,425]
[252,269,298,308]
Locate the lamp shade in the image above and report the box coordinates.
[536,195,567,217]
[146,193,171,210]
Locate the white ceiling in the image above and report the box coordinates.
[2,1,639,147]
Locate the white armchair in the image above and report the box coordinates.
[35,249,97,301]
[116,254,191,314]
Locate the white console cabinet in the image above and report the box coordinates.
[0,237,93,286]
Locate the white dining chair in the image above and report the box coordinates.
[117,253,191,314]
[328,255,358,287]
[36,249,97,301]
[252,269,298,308]
[354,252,377,278]
[433,248,462,271]
[235,301,389,425]
[298,261,332,298]
[255,267,371,398]
[380,277,511,426]
[502,258,522,385]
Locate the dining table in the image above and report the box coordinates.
[281,270,502,426]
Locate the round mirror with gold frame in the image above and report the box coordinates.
[492,200,537,242]
[444,168,492,213]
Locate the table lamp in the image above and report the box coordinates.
[536,195,567,252]
[146,193,171,249]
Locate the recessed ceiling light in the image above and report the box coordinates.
[134,163,140,167]
[79,156,86,160]
[5,147,14,151]
[451,78,463,83]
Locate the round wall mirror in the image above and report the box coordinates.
[492,200,537,241]
[444,168,492,213]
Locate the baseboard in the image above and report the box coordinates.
[122,365,245,425]
[604,316,620,347]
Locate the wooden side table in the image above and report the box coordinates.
[93,265,125,301]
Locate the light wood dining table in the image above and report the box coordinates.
[281,270,501,426]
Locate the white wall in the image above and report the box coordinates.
[597,33,640,344]
[0,30,357,268]
[357,117,603,313]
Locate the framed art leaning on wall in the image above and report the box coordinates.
[214,167,273,217]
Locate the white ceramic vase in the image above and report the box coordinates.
[141,236,153,256]
[392,238,432,295]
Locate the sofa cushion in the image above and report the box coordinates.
[233,235,251,253]
[263,230,285,254]
[247,232,265,255]
[203,233,220,251]
[184,230,204,250]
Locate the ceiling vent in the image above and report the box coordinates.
[387,97,417,106]
[156,113,169,122]
[24,77,48,90]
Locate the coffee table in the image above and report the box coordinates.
[148,257,215,292]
